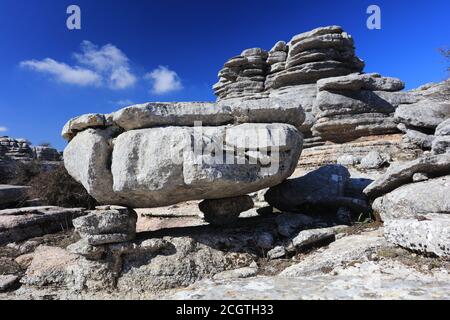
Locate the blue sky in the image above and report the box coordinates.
[0,0,449,150]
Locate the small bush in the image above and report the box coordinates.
[27,164,98,209]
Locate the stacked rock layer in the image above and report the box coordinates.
[214,26,365,137]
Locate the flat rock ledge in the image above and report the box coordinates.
[0,206,86,246]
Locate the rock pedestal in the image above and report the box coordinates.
[72,206,137,246]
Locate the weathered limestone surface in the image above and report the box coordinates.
[384,214,450,258]
[0,206,86,245]
[312,75,414,142]
[364,153,450,198]
[72,206,137,245]
[64,122,303,208]
[372,176,450,221]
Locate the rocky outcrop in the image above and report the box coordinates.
[63,102,304,211]
[312,73,412,142]
[365,151,450,257]
[0,137,61,162]
[72,206,137,246]
[394,80,450,152]
[364,153,450,198]
[213,26,364,137]
[384,214,450,258]
[433,118,450,155]
[0,206,86,245]
[0,137,34,161]
[372,176,450,221]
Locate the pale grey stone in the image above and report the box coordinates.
[384,214,450,258]
[66,239,106,260]
[0,206,85,246]
[402,129,435,150]
[364,153,450,198]
[360,151,388,169]
[289,25,344,46]
[290,228,336,250]
[270,41,287,53]
[337,154,360,166]
[112,102,234,131]
[116,236,254,292]
[280,230,386,277]
[21,245,115,292]
[63,128,118,204]
[267,246,286,260]
[72,207,137,245]
[435,119,450,136]
[217,97,305,129]
[105,124,302,208]
[213,265,258,280]
[165,260,450,300]
[412,172,429,182]
[317,73,404,92]
[432,136,450,155]
[61,113,106,141]
[372,176,450,221]
[394,100,450,130]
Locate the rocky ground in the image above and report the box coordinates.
[0,199,448,300]
[0,218,450,299]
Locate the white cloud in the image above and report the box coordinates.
[145,66,183,94]
[74,41,137,89]
[0,126,8,133]
[20,58,100,86]
[20,41,136,90]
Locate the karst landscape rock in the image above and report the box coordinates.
[1,25,449,300]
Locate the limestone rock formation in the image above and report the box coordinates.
[384,214,450,258]
[0,206,86,245]
[63,102,304,210]
[213,26,365,138]
[312,73,411,142]
[365,152,450,257]
[72,206,137,245]
[0,137,61,162]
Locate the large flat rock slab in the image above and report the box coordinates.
[164,268,450,300]
[0,206,86,245]
[65,123,303,208]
